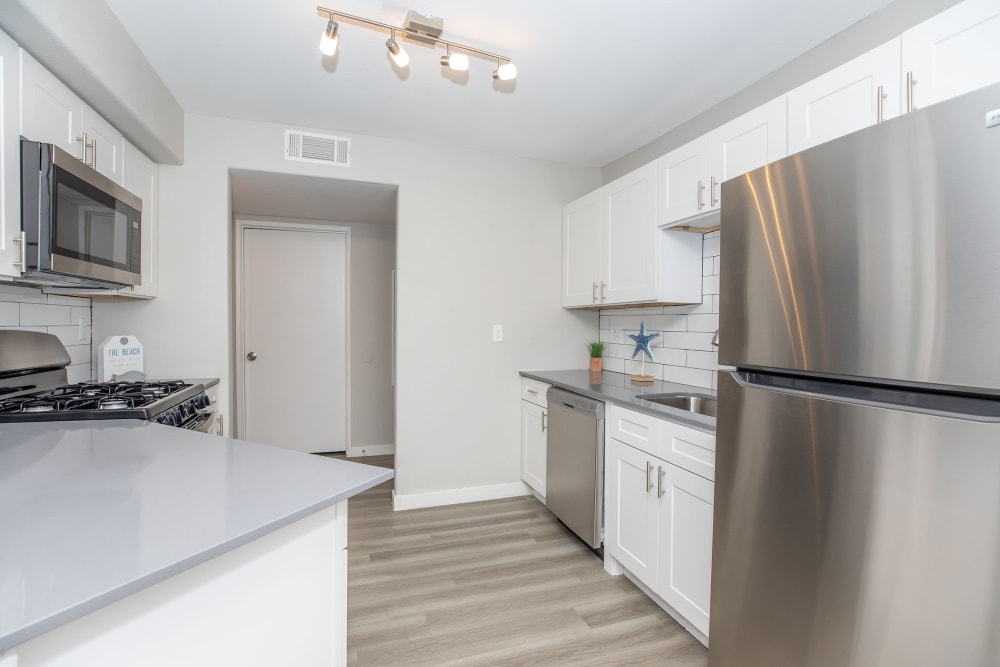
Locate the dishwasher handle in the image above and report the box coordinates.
[546,387,605,420]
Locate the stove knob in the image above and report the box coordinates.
[197,395,210,410]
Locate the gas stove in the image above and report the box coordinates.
[0,330,215,431]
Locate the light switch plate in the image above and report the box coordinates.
[987,108,1000,129]
[492,324,503,342]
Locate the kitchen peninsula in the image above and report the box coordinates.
[0,421,391,666]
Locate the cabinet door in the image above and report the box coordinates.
[562,190,602,307]
[0,30,20,278]
[120,140,158,298]
[82,103,124,184]
[787,39,901,154]
[657,136,709,227]
[605,438,658,589]
[902,0,1000,111]
[709,97,787,202]
[520,400,547,496]
[656,461,714,637]
[602,162,656,304]
[20,49,83,158]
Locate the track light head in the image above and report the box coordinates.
[319,17,340,56]
[440,52,469,72]
[386,34,409,68]
[493,61,517,81]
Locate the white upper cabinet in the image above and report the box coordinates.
[709,97,787,200]
[902,0,1000,111]
[657,136,710,227]
[0,31,20,279]
[602,162,657,304]
[20,49,123,185]
[563,163,702,308]
[562,190,603,307]
[120,140,158,298]
[20,49,82,158]
[659,98,786,229]
[82,103,124,185]
[787,39,901,155]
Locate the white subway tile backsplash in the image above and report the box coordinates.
[71,306,91,326]
[687,349,720,371]
[598,230,724,391]
[66,363,93,384]
[0,285,46,304]
[643,314,687,332]
[47,295,90,306]
[702,274,720,295]
[19,303,71,326]
[66,344,91,366]
[603,356,625,373]
[653,347,687,366]
[687,313,719,332]
[703,236,721,258]
[660,331,716,351]
[46,324,91,347]
[0,302,17,326]
[662,365,713,389]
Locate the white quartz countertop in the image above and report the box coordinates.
[0,420,392,652]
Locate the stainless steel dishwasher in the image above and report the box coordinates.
[545,387,605,549]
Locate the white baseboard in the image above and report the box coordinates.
[392,481,531,511]
[346,443,395,457]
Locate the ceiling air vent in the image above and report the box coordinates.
[284,130,350,167]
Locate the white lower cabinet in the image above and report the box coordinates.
[605,407,715,641]
[520,378,549,497]
[655,461,714,637]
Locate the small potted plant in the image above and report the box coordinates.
[587,341,606,373]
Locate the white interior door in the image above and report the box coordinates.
[240,225,348,453]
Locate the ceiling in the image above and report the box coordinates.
[104,0,894,167]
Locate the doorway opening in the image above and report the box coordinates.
[230,170,397,456]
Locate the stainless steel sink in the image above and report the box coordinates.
[637,393,717,418]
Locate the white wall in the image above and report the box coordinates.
[95,113,600,500]
[0,284,92,382]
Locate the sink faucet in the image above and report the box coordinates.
[712,330,719,347]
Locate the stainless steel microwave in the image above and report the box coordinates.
[20,138,142,288]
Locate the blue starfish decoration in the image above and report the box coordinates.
[628,321,659,362]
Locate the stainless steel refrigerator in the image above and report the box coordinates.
[711,82,1000,666]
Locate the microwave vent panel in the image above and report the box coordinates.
[284,130,351,167]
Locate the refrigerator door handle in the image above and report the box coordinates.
[730,370,1000,423]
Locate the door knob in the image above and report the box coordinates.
[246,352,257,361]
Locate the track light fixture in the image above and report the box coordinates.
[385,29,410,68]
[316,6,517,82]
[319,17,339,56]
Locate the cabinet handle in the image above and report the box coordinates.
[541,411,547,432]
[697,180,705,210]
[657,466,666,498]
[526,388,538,395]
[876,84,884,123]
[76,134,96,168]
[905,71,914,113]
[646,461,655,491]
[600,281,606,302]
[12,232,26,272]
[593,281,598,303]
[710,176,718,207]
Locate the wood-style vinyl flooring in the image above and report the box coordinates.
[333,454,708,666]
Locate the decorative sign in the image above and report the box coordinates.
[97,335,145,382]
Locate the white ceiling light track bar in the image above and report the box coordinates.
[316,6,517,80]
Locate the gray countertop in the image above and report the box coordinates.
[519,369,717,434]
[0,421,392,652]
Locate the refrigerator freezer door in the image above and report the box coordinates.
[719,82,1000,394]
[710,371,1000,667]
